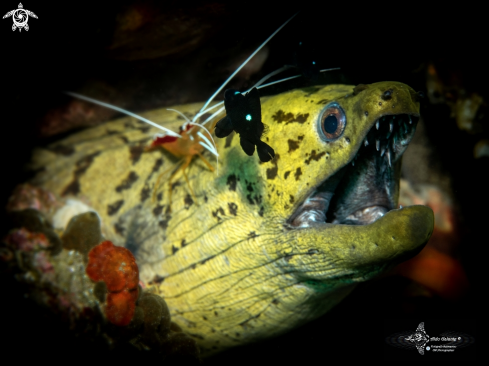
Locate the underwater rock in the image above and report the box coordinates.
[104,291,200,362]
[2,203,201,363]
[160,331,201,363]
[1,216,99,316]
[2,227,53,279]
[6,184,59,217]
[4,228,50,253]
[62,212,103,256]
[474,139,489,159]
[426,62,486,134]
[52,199,99,231]
[138,292,172,346]
[7,208,62,255]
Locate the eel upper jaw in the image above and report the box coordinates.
[288,112,420,228]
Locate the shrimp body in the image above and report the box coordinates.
[149,124,213,159]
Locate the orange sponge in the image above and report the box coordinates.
[86,240,139,326]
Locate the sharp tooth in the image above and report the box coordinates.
[376,139,380,151]
[376,121,380,130]
[409,116,412,124]
[381,146,386,156]
[389,121,393,132]
[404,123,409,133]
[364,139,369,147]
[386,131,391,139]
[386,149,391,167]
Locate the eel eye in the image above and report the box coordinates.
[318,102,346,141]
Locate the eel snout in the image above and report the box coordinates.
[286,205,434,282]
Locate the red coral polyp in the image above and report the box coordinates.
[86,240,139,326]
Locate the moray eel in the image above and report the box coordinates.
[30,81,434,355]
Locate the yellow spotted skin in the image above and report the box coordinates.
[31,82,434,355]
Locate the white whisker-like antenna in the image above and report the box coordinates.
[254,67,340,89]
[198,139,214,154]
[320,67,342,73]
[166,108,192,124]
[251,65,294,89]
[197,131,219,175]
[193,12,298,124]
[252,67,341,90]
[65,92,182,138]
[200,106,226,127]
[198,67,341,124]
[196,130,218,157]
[196,101,222,115]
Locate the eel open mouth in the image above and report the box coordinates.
[289,113,419,228]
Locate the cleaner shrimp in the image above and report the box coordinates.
[65,12,339,211]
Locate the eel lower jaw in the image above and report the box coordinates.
[284,205,434,285]
[288,113,420,229]
[338,205,388,225]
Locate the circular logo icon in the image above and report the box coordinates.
[426,346,430,351]
[12,9,28,27]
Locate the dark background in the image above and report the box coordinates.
[0,1,482,364]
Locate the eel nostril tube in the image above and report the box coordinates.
[381,89,393,101]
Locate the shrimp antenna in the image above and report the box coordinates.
[252,67,341,90]
[166,108,219,158]
[193,12,298,123]
[65,92,182,138]
[198,67,341,125]
[166,108,192,124]
[252,65,340,88]
[251,65,294,89]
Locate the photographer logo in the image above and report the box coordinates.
[3,3,38,32]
